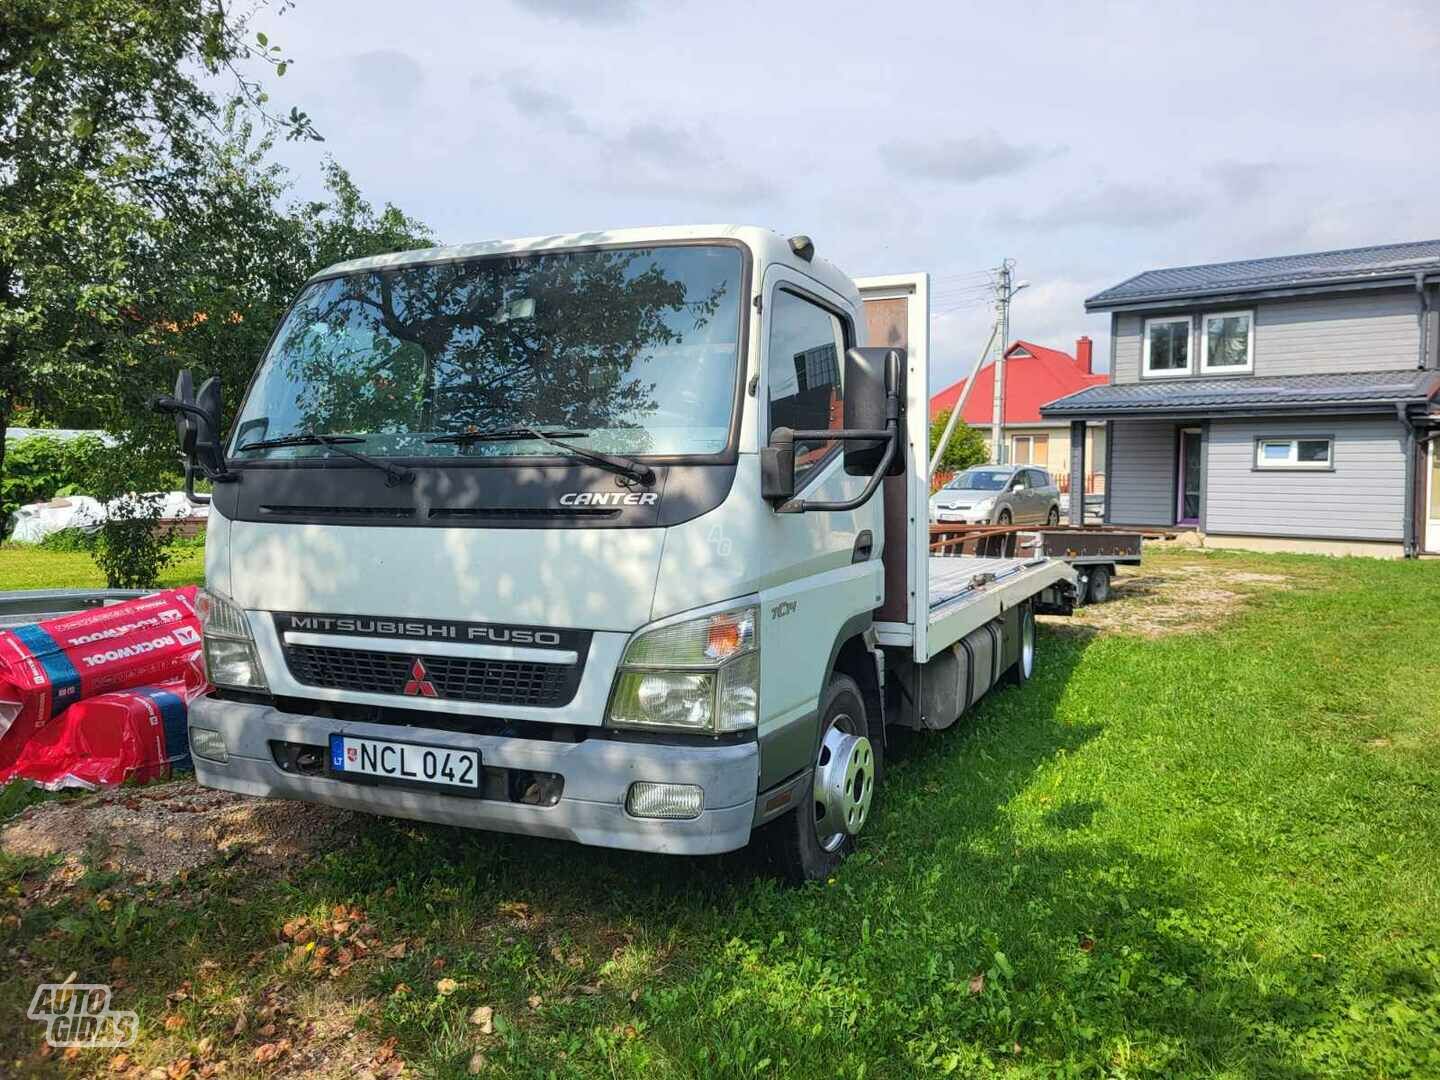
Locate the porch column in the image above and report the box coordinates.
[1069,419,1087,526]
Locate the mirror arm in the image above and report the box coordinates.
[775,423,898,514]
[182,460,212,505]
[151,395,209,425]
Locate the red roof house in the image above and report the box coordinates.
[930,337,1106,422]
[930,336,1108,482]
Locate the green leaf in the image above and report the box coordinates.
[256,31,268,46]
[275,62,287,77]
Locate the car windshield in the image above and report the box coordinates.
[945,468,1011,492]
[229,244,744,461]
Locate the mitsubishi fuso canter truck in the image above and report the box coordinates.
[155,225,1074,882]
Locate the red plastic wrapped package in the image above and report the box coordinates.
[2,677,202,790]
[0,586,201,731]
[0,587,204,776]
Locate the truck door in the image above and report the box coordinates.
[754,269,885,785]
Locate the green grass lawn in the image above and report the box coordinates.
[0,542,205,591]
[1,549,1438,1077]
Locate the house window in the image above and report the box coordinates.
[1254,437,1333,470]
[767,288,848,488]
[1202,310,1254,373]
[1011,434,1048,465]
[1142,316,1192,376]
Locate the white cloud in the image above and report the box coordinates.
[887,132,1065,184]
[250,0,1440,372]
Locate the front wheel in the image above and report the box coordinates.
[762,674,881,884]
[996,508,1012,526]
[1046,506,1060,526]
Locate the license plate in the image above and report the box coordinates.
[939,512,967,522]
[328,734,480,793]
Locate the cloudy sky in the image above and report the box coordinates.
[253,0,1440,386]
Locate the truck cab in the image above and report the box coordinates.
[164,225,1072,882]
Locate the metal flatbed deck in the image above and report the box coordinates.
[922,554,1074,662]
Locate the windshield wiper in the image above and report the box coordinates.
[236,433,415,487]
[427,427,655,486]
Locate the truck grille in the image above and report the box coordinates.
[282,644,578,708]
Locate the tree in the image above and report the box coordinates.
[0,0,317,496]
[928,409,989,475]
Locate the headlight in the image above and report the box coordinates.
[196,588,268,691]
[606,604,758,734]
[972,497,995,513]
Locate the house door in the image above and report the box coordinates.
[1177,427,1203,525]
[1428,437,1440,552]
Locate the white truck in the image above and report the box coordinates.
[156,225,1074,882]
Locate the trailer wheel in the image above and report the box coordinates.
[762,673,880,885]
[1005,603,1036,686]
[1087,565,1112,604]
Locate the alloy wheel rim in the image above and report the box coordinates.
[812,714,874,852]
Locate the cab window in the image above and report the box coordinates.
[767,289,848,487]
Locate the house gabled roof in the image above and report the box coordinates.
[930,341,1105,425]
[1087,239,1440,311]
[1040,369,1440,419]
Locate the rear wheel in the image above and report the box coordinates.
[1087,565,1112,604]
[762,674,881,884]
[1005,603,1036,686]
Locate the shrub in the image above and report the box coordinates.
[1,434,105,531]
[86,432,181,589]
[928,410,989,475]
[90,493,175,588]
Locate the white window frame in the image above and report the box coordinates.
[1253,436,1333,471]
[1201,309,1255,374]
[1141,315,1194,377]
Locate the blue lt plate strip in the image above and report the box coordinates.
[10,623,83,712]
[135,688,191,770]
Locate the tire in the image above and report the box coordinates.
[1005,603,1036,686]
[1046,506,1060,526]
[1087,565,1112,604]
[996,508,1012,526]
[762,674,881,885]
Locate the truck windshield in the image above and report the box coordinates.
[946,468,1011,491]
[230,244,744,461]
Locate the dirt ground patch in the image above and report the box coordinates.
[1043,556,1294,638]
[1,780,357,889]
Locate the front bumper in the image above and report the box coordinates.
[188,696,759,855]
[932,509,991,524]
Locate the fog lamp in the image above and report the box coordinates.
[625,781,703,820]
[190,725,229,763]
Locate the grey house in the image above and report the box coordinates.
[1042,240,1440,557]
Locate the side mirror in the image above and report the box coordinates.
[760,428,795,503]
[193,376,225,475]
[152,369,230,485]
[172,370,198,457]
[761,347,906,513]
[843,347,906,477]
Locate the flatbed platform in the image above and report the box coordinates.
[922,554,1074,663]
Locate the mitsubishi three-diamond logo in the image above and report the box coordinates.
[403,658,438,697]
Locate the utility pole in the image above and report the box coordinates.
[989,259,1018,464]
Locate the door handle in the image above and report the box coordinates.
[852,530,874,562]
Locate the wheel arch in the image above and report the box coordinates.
[830,629,884,744]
